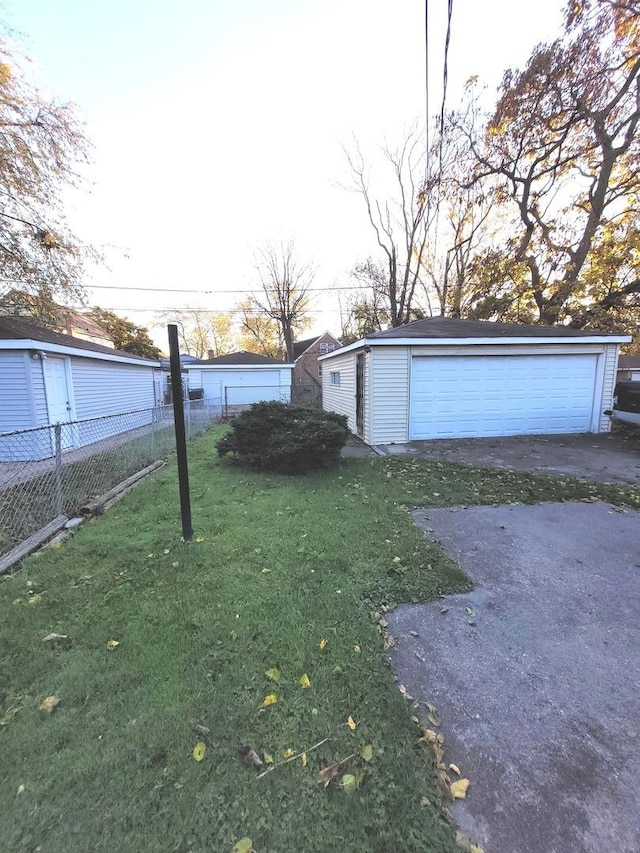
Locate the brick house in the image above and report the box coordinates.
[292,331,341,404]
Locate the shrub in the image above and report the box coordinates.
[216,401,350,473]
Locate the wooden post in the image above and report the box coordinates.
[168,325,193,541]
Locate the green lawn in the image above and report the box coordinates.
[1,428,639,853]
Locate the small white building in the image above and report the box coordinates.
[320,318,631,444]
[0,316,161,460]
[617,355,640,382]
[185,351,294,412]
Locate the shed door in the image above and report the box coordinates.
[409,354,598,439]
[44,357,74,448]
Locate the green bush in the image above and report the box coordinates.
[216,401,350,473]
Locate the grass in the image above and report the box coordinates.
[1,427,639,853]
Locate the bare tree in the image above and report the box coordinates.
[159,309,236,358]
[344,126,434,326]
[250,241,313,361]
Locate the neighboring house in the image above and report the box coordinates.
[293,332,341,386]
[319,317,631,444]
[0,317,161,461]
[185,351,294,411]
[617,355,640,382]
[0,290,115,348]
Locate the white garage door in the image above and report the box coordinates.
[201,370,286,405]
[409,354,598,439]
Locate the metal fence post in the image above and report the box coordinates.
[54,423,64,516]
[186,399,191,440]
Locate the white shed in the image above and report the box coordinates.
[0,316,160,460]
[320,318,631,444]
[185,351,294,413]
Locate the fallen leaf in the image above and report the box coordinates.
[239,747,262,768]
[360,744,373,762]
[195,724,210,737]
[353,645,361,654]
[261,693,278,707]
[465,606,475,617]
[301,752,308,767]
[299,673,311,689]
[27,595,42,605]
[346,715,357,731]
[17,784,25,795]
[106,640,120,650]
[261,568,270,574]
[340,773,357,793]
[39,696,60,713]
[419,728,438,743]
[163,549,170,555]
[265,668,280,681]
[231,838,253,853]
[455,831,484,852]
[420,796,431,807]
[283,748,295,759]
[319,638,327,650]
[192,741,206,762]
[440,606,449,614]
[318,762,340,787]
[195,536,205,543]
[263,752,274,764]
[409,630,419,637]
[42,633,67,643]
[451,778,470,799]
[449,763,461,775]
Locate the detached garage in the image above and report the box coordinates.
[320,318,631,444]
[185,351,294,413]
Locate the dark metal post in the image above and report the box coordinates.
[168,324,193,541]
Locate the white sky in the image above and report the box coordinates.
[4,0,567,351]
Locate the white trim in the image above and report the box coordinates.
[0,338,159,366]
[318,334,632,360]
[191,363,294,371]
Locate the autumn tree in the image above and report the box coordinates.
[0,31,95,310]
[463,0,640,331]
[162,309,236,358]
[249,241,312,361]
[236,297,284,359]
[89,308,160,359]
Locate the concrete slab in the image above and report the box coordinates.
[378,432,640,485]
[388,502,640,853]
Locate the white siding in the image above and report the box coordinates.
[30,356,48,425]
[0,352,33,432]
[322,351,357,432]
[600,344,619,432]
[370,347,410,444]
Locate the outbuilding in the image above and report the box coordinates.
[320,318,631,444]
[0,316,161,460]
[185,351,294,414]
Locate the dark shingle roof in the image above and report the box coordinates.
[0,316,159,363]
[293,337,318,359]
[365,317,626,340]
[193,350,291,366]
[618,355,640,369]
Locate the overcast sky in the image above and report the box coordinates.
[4,0,566,350]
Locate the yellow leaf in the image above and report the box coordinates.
[147,553,154,558]
[451,778,470,799]
[265,668,280,681]
[419,728,438,743]
[195,536,205,543]
[172,561,179,568]
[17,784,25,795]
[262,693,278,707]
[163,549,170,555]
[353,645,361,654]
[301,752,308,767]
[106,639,120,650]
[263,752,274,764]
[283,748,295,758]
[346,715,357,731]
[192,741,206,762]
[360,744,373,762]
[319,638,327,650]
[449,763,461,775]
[261,568,271,574]
[420,796,431,807]
[340,773,357,793]
[27,594,42,605]
[39,696,59,713]
[455,831,484,853]
[231,838,253,853]
[299,673,311,689]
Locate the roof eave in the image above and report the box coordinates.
[0,338,161,366]
[318,334,632,359]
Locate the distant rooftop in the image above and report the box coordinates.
[193,350,291,366]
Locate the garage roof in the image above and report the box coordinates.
[320,317,631,358]
[192,350,293,367]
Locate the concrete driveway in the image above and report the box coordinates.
[376,431,640,485]
[388,502,640,853]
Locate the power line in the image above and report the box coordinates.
[85,284,366,294]
[99,306,340,315]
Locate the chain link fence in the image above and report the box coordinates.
[223,384,321,416]
[0,400,221,559]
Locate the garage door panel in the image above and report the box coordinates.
[410,354,597,439]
